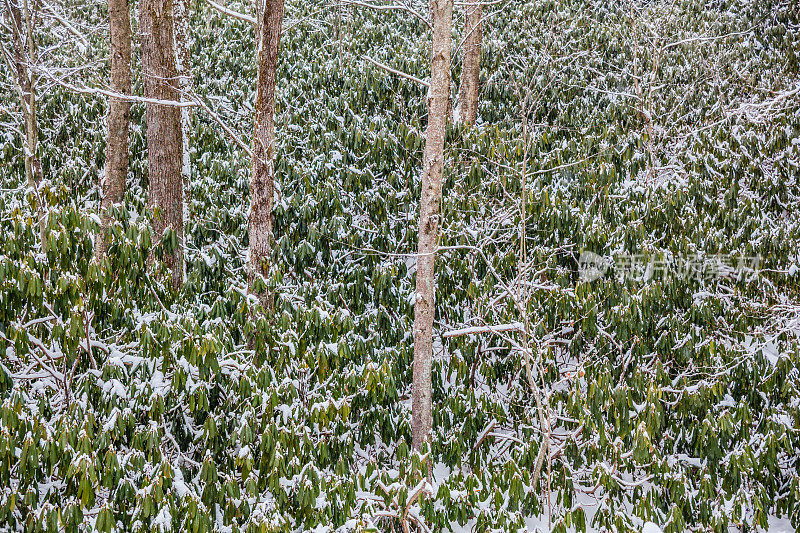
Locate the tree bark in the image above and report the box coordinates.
[248,0,284,306]
[5,0,41,188]
[456,0,482,126]
[412,0,453,452]
[173,0,191,281]
[140,0,184,288]
[95,0,132,260]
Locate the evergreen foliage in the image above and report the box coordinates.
[0,0,799,531]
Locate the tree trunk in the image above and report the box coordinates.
[95,0,132,260]
[412,0,453,452]
[173,0,191,280]
[456,0,482,126]
[140,0,184,288]
[248,0,284,306]
[6,0,41,188]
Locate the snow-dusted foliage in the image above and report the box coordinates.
[0,0,799,531]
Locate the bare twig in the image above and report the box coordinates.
[342,0,432,31]
[364,55,429,88]
[206,0,255,25]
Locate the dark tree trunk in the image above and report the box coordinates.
[140,0,184,288]
[248,0,284,307]
[96,0,132,260]
[412,0,454,452]
[456,1,482,126]
[6,0,41,187]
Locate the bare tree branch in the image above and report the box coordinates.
[342,0,431,31]
[364,55,429,87]
[207,0,255,25]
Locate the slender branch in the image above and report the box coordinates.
[443,322,525,338]
[188,91,253,157]
[206,0,255,25]
[41,1,89,48]
[364,55,429,88]
[43,73,199,107]
[663,27,756,50]
[342,0,432,31]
